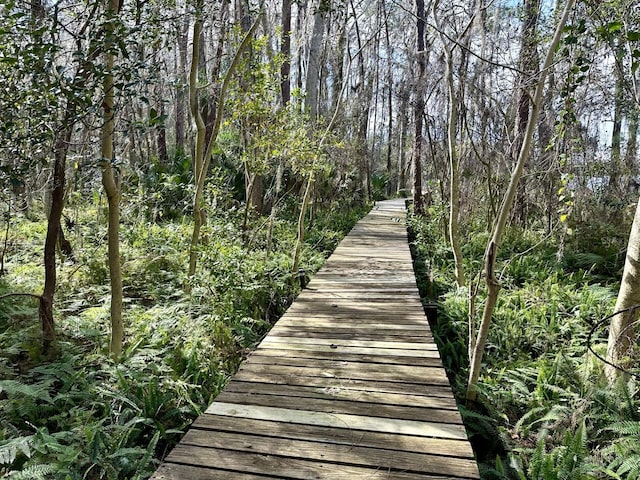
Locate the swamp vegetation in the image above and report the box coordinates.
[2,0,640,477]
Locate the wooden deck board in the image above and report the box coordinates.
[150,199,479,479]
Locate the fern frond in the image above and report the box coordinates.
[6,463,54,480]
[0,435,33,465]
[0,380,52,404]
[607,421,640,436]
[615,454,640,478]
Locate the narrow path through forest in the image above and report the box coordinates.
[151,199,479,479]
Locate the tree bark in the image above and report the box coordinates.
[175,13,189,155]
[41,130,70,355]
[606,197,640,382]
[305,0,326,119]
[610,49,624,192]
[397,86,409,193]
[412,0,426,215]
[281,0,292,106]
[187,13,207,285]
[187,14,262,284]
[512,0,540,226]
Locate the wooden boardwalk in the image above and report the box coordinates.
[152,199,479,479]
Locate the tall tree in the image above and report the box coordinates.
[186,10,261,284]
[305,0,326,119]
[101,0,124,359]
[466,0,577,403]
[281,0,292,105]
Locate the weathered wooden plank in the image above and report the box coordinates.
[192,414,475,459]
[278,313,430,323]
[247,348,444,367]
[222,381,458,409]
[269,329,432,342]
[205,403,468,440]
[256,342,442,358]
[214,391,463,424]
[244,355,446,378]
[179,429,480,478]
[276,316,432,337]
[261,336,438,351]
[237,362,450,386]
[163,444,465,480]
[231,372,456,397]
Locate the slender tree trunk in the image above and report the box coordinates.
[412,0,426,215]
[175,14,189,155]
[606,197,640,382]
[512,0,540,226]
[444,53,465,287]
[305,1,325,119]
[466,0,576,403]
[625,111,638,176]
[41,129,70,355]
[292,173,314,274]
[187,14,207,285]
[281,0,292,105]
[266,161,284,255]
[397,87,409,193]
[102,0,124,360]
[611,51,624,192]
[384,1,394,197]
[434,0,476,288]
[187,14,261,284]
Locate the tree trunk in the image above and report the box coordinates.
[187,14,207,285]
[305,0,326,119]
[102,0,124,360]
[610,50,624,193]
[397,87,409,193]
[625,110,638,181]
[281,0,292,106]
[445,54,465,288]
[292,173,314,274]
[412,0,426,215]
[466,0,576,403]
[41,131,70,355]
[512,0,540,226]
[175,14,189,155]
[186,14,262,284]
[606,197,640,382]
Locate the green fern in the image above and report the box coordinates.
[527,421,596,480]
[604,421,640,479]
[6,463,54,479]
[0,380,52,404]
[0,435,33,465]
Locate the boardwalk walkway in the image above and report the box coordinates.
[152,199,479,479]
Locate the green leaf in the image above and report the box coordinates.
[628,31,640,42]
[608,21,623,34]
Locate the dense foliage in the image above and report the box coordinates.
[410,202,639,480]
